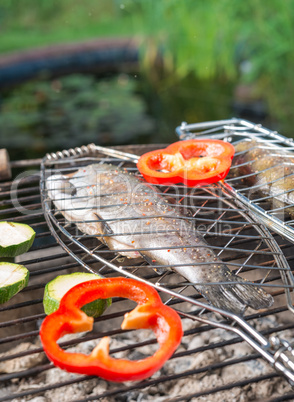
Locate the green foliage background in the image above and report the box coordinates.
[134,0,294,133]
[0,75,154,155]
[1,0,294,152]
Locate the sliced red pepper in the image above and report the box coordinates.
[137,139,235,187]
[40,277,183,382]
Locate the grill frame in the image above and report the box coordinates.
[40,142,294,385]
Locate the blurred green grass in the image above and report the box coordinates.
[0,0,142,53]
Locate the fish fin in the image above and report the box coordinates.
[90,212,114,247]
[233,276,273,311]
[92,213,141,259]
[93,213,113,236]
[198,284,246,315]
[198,276,273,315]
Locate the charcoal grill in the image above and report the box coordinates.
[1,139,294,401]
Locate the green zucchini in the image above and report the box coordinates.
[43,272,111,317]
[0,262,29,304]
[0,222,35,258]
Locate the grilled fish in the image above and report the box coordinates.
[230,139,294,216]
[47,163,273,315]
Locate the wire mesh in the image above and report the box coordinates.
[38,141,294,387]
[176,118,294,244]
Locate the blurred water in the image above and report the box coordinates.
[0,70,271,161]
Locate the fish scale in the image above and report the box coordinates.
[47,163,273,315]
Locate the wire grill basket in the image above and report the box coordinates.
[177,118,294,244]
[40,136,294,386]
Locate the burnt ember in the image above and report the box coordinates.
[0,313,292,401]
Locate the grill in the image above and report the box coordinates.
[1,130,294,400]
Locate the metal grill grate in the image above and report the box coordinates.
[0,144,294,401]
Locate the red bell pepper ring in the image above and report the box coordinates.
[137,139,235,187]
[40,277,183,382]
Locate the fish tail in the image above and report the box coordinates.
[198,275,273,315]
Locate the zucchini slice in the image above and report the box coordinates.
[0,222,35,258]
[0,262,29,304]
[43,272,112,317]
